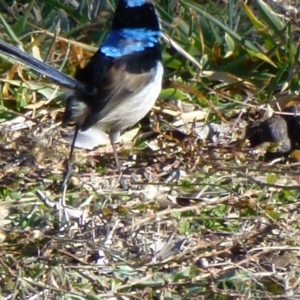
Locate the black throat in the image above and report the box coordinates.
[112,1,160,31]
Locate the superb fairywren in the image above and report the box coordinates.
[0,0,163,177]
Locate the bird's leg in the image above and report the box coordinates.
[61,124,79,205]
[111,141,121,173]
[109,132,127,189]
[109,131,121,171]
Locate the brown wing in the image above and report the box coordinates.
[80,59,156,130]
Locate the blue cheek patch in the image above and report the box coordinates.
[125,0,146,8]
[100,28,161,58]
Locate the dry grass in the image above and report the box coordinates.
[1,99,300,299]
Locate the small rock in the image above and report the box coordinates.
[246,114,291,155]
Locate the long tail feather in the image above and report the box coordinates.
[0,40,81,90]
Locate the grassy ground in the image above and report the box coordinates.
[1,0,300,299]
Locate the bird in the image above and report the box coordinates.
[0,0,163,184]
